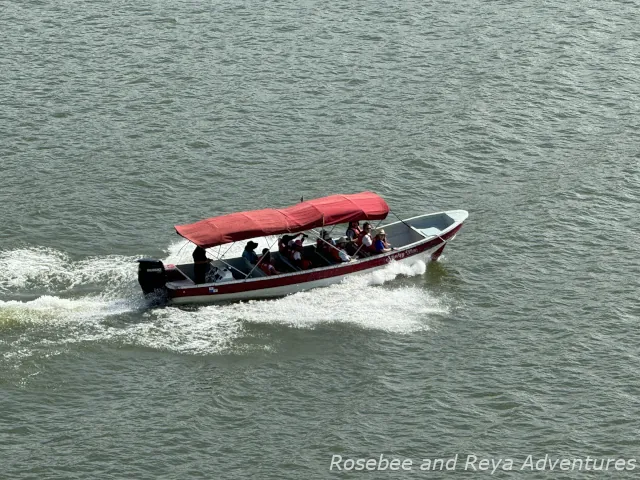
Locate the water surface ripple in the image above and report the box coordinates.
[1,0,639,478]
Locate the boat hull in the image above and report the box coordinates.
[170,244,439,304]
[165,216,465,305]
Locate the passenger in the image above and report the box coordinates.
[344,239,359,256]
[287,233,308,249]
[193,245,207,263]
[290,240,312,270]
[192,246,209,284]
[258,248,281,276]
[316,230,335,254]
[332,237,353,263]
[345,221,362,242]
[242,241,259,265]
[357,222,375,257]
[373,229,392,253]
[279,235,294,254]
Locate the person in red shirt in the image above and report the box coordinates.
[290,241,312,270]
[257,249,281,276]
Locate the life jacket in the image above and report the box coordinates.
[259,262,273,275]
[358,232,376,252]
[290,248,312,269]
[318,237,335,255]
[346,226,361,242]
[329,247,343,262]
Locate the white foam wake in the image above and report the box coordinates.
[1,243,448,359]
[0,294,138,324]
[0,247,138,294]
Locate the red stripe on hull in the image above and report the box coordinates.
[430,243,447,261]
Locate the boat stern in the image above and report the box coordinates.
[137,258,168,298]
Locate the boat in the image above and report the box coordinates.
[137,192,468,304]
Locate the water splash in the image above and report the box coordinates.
[0,244,447,359]
[0,247,72,292]
[0,247,138,295]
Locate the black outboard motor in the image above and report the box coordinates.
[137,258,167,297]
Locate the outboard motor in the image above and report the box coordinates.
[137,258,167,297]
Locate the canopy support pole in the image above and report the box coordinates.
[309,228,350,259]
[176,240,191,262]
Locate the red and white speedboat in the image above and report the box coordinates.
[137,192,468,304]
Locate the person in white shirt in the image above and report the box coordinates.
[334,237,353,262]
[358,222,374,257]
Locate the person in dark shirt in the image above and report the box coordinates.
[242,241,259,265]
[193,246,209,284]
[345,221,361,242]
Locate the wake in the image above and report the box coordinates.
[0,243,449,359]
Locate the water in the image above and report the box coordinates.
[1,0,639,478]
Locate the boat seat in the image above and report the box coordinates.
[240,258,266,278]
[208,257,267,280]
[414,227,442,238]
[314,248,337,266]
[305,246,333,267]
[207,258,246,280]
[174,263,196,283]
[275,245,321,270]
[272,252,300,272]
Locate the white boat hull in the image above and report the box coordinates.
[159,210,468,305]
[170,245,441,304]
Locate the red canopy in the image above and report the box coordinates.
[175,192,389,248]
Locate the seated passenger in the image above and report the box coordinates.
[258,248,281,276]
[346,221,362,242]
[345,221,361,254]
[332,237,353,263]
[373,229,392,253]
[316,230,335,254]
[279,235,294,254]
[290,240,312,270]
[287,233,308,249]
[357,222,375,257]
[242,241,259,265]
[279,233,307,262]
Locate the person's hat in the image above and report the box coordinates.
[337,236,348,244]
[246,241,259,249]
[377,229,386,235]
